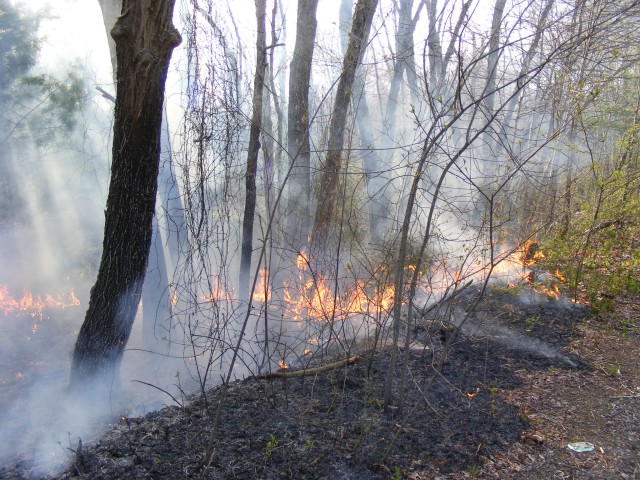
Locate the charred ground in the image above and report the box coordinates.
[2,286,639,479]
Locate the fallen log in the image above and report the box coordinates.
[256,355,362,379]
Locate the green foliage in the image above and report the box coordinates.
[391,466,401,480]
[0,0,41,102]
[524,315,540,333]
[0,1,85,145]
[540,128,640,315]
[264,433,279,458]
[20,72,86,142]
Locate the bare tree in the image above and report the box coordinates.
[239,0,267,300]
[96,0,183,349]
[311,0,379,253]
[286,0,319,250]
[70,0,181,389]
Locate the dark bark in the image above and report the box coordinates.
[239,0,267,300]
[286,0,319,250]
[70,0,180,388]
[340,0,387,244]
[98,0,182,351]
[311,0,378,251]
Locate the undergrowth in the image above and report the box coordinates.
[540,152,640,317]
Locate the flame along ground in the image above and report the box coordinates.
[192,239,571,339]
[0,284,80,318]
[0,239,567,331]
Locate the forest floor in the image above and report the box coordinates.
[3,285,640,479]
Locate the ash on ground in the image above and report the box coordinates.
[1,287,595,479]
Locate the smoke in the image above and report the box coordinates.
[451,306,578,368]
[0,1,118,476]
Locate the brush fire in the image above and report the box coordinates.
[503,240,567,300]
[195,239,569,332]
[0,284,80,319]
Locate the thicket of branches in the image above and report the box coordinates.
[136,0,640,412]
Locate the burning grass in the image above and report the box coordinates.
[0,284,80,318]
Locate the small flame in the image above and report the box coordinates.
[203,276,235,303]
[170,288,178,308]
[254,269,271,302]
[553,269,566,283]
[278,359,288,370]
[519,240,545,267]
[296,251,309,271]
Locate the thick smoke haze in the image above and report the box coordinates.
[0,0,636,477]
[0,1,124,474]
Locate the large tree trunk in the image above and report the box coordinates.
[286,0,319,251]
[339,0,389,244]
[311,0,378,251]
[70,0,180,389]
[239,0,267,300]
[97,0,182,350]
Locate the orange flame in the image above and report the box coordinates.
[0,284,80,317]
[296,251,309,271]
[170,288,178,308]
[254,269,271,302]
[553,269,567,283]
[282,275,397,322]
[519,240,545,267]
[203,276,235,303]
[278,359,289,370]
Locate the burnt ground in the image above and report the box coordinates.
[2,286,639,479]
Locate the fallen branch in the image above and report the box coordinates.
[131,380,184,408]
[256,355,362,379]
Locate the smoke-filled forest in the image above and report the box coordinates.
[1,0,639,478]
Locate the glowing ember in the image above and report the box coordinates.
[278,359,288,370]
[0,284,80,318]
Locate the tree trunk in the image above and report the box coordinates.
[286,0,319,250]
[482,0,507,165]
[340,0,388,244]
[311,0,378,251]
[70,0,180,389]
[239,0,267,300]
[97,0,182,350]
